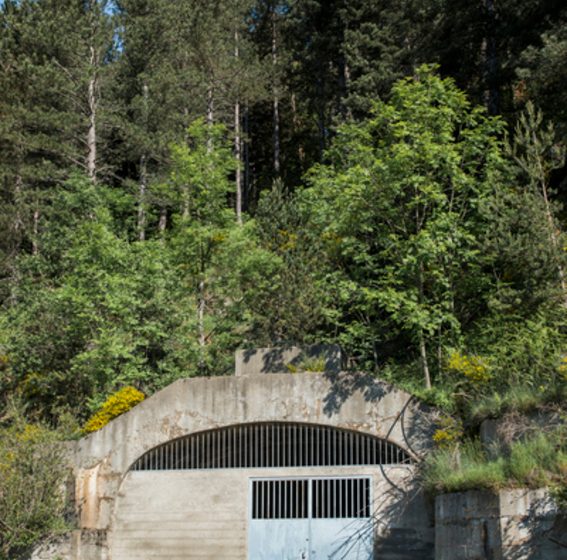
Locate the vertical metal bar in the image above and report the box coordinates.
[275,424,280,467]
[244,425,248,468]
[298,425,302,466]
[284,479,288,518]
[268,480,273,519]
[293,424,297,466]
[351,478,355,517]
[315,426,319,466]
[254,425,258,467]
[277,480,281,519]
[339,478,343,518]
[238,425,242,468]
[328,478,332,518]
[312,479,317,519]
[282,424,287,467]
[286,425,290,467]
[271,423,276,467]
[309,426,313,466]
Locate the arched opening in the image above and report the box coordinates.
[130,421,413,471]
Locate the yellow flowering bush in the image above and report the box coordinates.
[447,351,491,385]
[432,414,464,448]
[83,386,145,434]
[557,356,567,382]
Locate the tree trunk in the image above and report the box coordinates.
[198,276,206,372]
[138,154,147,241]
[207,85,215,134]
[418,263,432,389]
[272,7,281,176]
[87,46,98,182]
[419,328,432,390]
[138,83,149,241]
[244,102,250,212]
[32,209,40,256]
[482,0,499,115]
[234,29,242,224]
[158,207,167,234]
[291,92,305,167]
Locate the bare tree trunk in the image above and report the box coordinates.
[419,328,432,390]
[482,0,499,115]
[158,207,167,234]
[207,86,215,144]
[418,263,432,389]
[138,155,147,241]
[234,30,242,225]
[8,174,24,306]
[87,46,98,183]
[244,102,250,209]
[235,100,242,224]
[138,84,149,241]
[32,209,40,256]
[291,92,305,167]
[272,7,281,176]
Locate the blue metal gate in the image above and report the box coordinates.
[248,477,374,560]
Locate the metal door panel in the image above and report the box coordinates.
[310,518,373,560]
[249,477,373,560]
[248,520,309,560]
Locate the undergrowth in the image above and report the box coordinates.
[423,429,567,497]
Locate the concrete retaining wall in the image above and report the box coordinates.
[435,488,567,559]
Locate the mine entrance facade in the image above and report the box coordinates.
[249,476,373,560]
[121,423,411,559]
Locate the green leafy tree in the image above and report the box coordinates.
[252,180,331,344]
[168,119,277,374]
[308,66,507,387]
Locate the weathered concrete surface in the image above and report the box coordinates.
[111,466,433,560]
[235,344,344,376]
[435,489,567,560]
[68,371,436,559]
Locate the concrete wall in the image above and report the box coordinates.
[67,371,436,559]
[111,466,432,560]
[435,489,567,560]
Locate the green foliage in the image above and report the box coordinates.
[252,180,331,345]
[423,440,507,494]
[469,384,567,424]
[424,429,567,495]
[83,386,145,433]
[307,66,508,385]
[0,407,68,559]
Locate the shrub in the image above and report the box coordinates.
[424,440,506,493]
[83,386,145,434]
[446,351,491,386]
[424,429,567,496]
[0,415,68,559]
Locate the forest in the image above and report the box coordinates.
[0,0,567,556]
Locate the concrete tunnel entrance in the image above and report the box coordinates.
[112,422,414,560]
[71,347,437,559]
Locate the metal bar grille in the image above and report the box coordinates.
[251,478,370,520]
[131,422,412,471]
